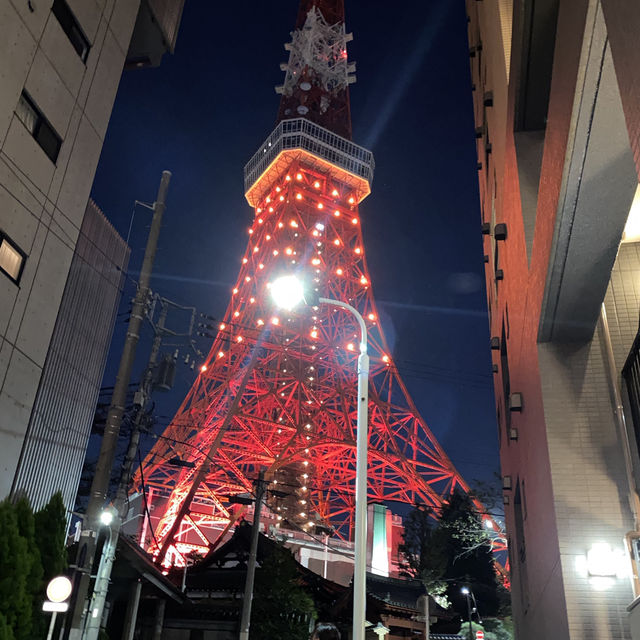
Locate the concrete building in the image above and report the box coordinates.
[11,199,129,512]
[0,0,183,505]
[465,0,640,638]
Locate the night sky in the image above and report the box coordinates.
[90,1,499,507]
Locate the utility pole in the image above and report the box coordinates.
[84,303,169,640]
[238,470,265,640]
[68,171,171,639]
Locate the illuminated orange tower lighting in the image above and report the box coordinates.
[135,0,501,566]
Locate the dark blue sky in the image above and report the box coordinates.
[91,1,499,499]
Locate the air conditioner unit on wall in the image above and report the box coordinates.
[494,223,507,240]
[509,393,523,412]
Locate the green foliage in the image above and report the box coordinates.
[0,493,68,640]
[15,497,44,639]
[0,612,15,640]
[35,492,67,580]
[250,546,316,640]
[0,500,32,640]
[459,620,486,638]
[457,618,513,640]
[398,505,449,607]
[482,617,514,640]
[399,491,509,621]
[436,492,502,616]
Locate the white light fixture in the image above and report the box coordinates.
[271,274,305,310]
[461,586,470,595]
[586,542,627,578]
[372,622,390,638]
[46,576,72,603]
[100,508,115,526]
[622,183,640,243]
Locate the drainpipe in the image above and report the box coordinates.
[598,303,640,595]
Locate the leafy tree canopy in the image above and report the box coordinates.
[399,491,510,619]
[0,493,68,640]
[250,545,316,640]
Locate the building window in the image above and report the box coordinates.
[500,321,511,435]
[15,92,62,163]
[52,0,90,62]
[0,232,26,284]
[514,481,530,611]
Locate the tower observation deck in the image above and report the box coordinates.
[134,0,503,568]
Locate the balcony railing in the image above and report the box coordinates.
[244,118,374,193]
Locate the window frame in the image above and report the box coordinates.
[16,92,62,164]
[0,231,27,285]
[51,0,91,63]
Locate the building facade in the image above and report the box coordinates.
[11,199,129,512]
[0,0,183,505]
[466,0,640,638]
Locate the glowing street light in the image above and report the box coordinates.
[85,508,119,640]
[270,274,305,310]
[99,508,114,527]
[271,274,370,640]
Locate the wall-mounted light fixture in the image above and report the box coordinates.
[576,542,629,590]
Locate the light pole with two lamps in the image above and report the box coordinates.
[271,275,370,640]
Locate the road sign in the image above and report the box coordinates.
[476,631,485,640]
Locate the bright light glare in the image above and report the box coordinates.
[460,586,470,595]
[47,576,72,603]
[622,184,640,243]
[586,542,628,578]
[271,275,305,310]
[100,509,114,526]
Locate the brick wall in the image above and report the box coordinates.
[466,0,640,639]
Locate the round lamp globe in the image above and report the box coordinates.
[46,576,72,603]
[271,275,304,310]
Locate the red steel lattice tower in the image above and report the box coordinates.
[135,0,493,566]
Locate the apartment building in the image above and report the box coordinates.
[466,1,640,638]
[0,0,183,508]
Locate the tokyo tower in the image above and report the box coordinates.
[135,0,489,566]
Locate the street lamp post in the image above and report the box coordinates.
[271,275,370,640]
[84,509,118,640]
[461,586,473,640]
[43,576,73,640]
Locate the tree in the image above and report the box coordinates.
[0,493,68,639]
[35,491,67,580]
[398,505,449,608]
[398,491,509,622]
[250,546,316,640]
[437,491,503,617]
[14,497,43,640]
[0,612,15,640]
[0,500,32,640]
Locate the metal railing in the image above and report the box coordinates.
[244,118,374,192]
